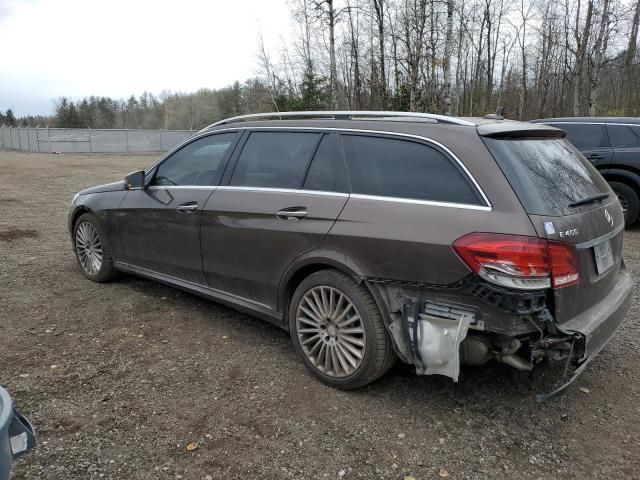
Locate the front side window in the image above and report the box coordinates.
[340,134,483,205]
[151,133,238,186]
[230,131,321,189]
[556,123,609,149]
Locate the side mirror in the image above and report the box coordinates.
[124,170,145,190]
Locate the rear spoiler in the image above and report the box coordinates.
[478,121,566,139]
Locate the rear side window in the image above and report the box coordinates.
[556,123,609,149]
[607,124,640,148]
[341,135,483,205]
[303,135,349,193]
[230,132,320,189]
[151,132,238,186]
[484,137,610,216]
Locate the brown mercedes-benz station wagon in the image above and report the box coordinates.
[69,111,633,397]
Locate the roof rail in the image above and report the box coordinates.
[201,111,475,131]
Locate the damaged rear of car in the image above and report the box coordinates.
[359,120,633,397]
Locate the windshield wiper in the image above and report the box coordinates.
[568,192,610,208]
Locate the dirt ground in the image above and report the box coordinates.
[1,150,639,480]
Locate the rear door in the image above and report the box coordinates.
[607,123,640,168]
[200,130,349,309]
[483,135,624,324]
[553,122,613,167]
[118,132,238,284]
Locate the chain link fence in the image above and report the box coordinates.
[0,127,195,154]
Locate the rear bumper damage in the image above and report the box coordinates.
[556,269,633,360]
[367,268,633,398]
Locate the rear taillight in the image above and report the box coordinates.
[547,241,580,287]
[453,233,579,291]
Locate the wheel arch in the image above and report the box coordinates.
[277,256,365,324]
[69,205,95,235]
[601,167,640,193]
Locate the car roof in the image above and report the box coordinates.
[202,112,561,138]
[532,117,640,124]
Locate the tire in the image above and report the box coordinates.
[609,181,640,226]
[73,213,117,283]
[288,269,396,389]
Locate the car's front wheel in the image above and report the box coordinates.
[289,269,396,389]
[73,213,117,282]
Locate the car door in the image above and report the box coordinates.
[118,132,239,284]
[200,130,349,309]
[607,123,640,167]
[553,122,613,167]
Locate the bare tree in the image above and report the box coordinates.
[443,0,455,115]
[573,0,594,116]
[589,0,612,116]
[623,0,640,113]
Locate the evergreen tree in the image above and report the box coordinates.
[296,69,328,110]
[4,109,16,126]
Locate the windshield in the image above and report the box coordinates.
[483,137,611,216]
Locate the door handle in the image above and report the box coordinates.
[176,202,198,213]
[276,207,308,221]
[587,153,603,160]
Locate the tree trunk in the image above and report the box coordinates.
[443,0,455,115]
[327,0,339,109]
[373,0,387,108]
[574,0,594,116]
[589,0,610,116]
[623,0,640,113]
[347,3,362,109]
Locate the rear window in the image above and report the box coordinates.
[554,123,609,149]
[303,135,349,193]
[483,137,610,216]
[230,132,320,189]
[341,135,483,205]
[607,124,640,148]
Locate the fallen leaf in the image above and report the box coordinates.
[186,442,198,452]
[404,476,417,480]
[438,469,450,478]
[222,335,229,339]
[579,387,590,394]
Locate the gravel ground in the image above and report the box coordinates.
[1,150,639,480]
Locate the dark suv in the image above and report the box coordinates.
[532,117,640,225]
[68,111,633,396]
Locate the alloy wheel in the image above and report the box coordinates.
[295,286,366,377]
[75,221,103,275]
[616,191,628,214]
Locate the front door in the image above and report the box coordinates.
[118,131,239,284]
[201,131,350,309]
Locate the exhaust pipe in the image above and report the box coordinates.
[499,354,533,372]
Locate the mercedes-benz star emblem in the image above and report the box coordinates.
[605,209,614,227]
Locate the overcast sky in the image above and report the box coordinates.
[0,0,292,116]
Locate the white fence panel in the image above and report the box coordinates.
[0,127,195,154]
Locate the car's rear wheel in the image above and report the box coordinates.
[609,181,639,226]
[289,269,395,389]
[73,213,117,282]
